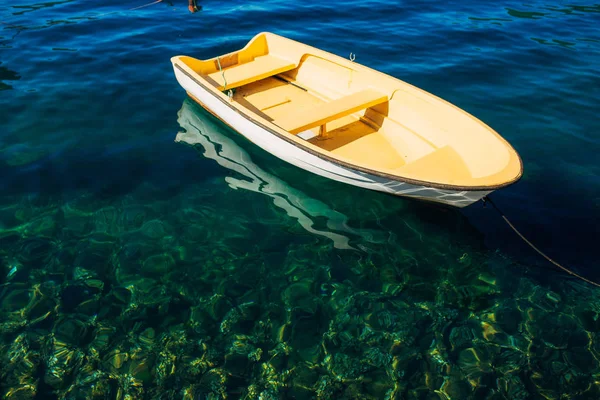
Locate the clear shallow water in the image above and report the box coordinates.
[1,0,599,398]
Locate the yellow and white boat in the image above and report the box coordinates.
[171,32,522,207]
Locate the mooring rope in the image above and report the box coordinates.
[129,0,164,11]
[483,195,600,288]
[0,0,164,25]
[93,0,164,18]
[0,20,20,28]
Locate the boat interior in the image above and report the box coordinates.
[175,33,521,187]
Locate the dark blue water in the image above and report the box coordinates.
[1,0,600,398]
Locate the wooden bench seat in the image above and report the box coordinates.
[273,89,388,135]
[206,55,296,91]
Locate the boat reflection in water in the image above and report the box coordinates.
[176,99,385,250]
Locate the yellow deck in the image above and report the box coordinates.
[172,32,522,189]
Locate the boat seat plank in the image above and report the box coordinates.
[206,55,296,91]
[273,89,388,134]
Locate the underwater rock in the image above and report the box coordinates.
[435,369,474,399]
[363,347,392,370]
[295,343,322,365]
[576,303,600,332]
[290,308,325,364]
[283,281,319,314]
[189,304,209,335]
[267,342,291,371]
[121,205,147,231]
[220,308,241,335]
[130,281,171,311]
[327,352,368,381]
[477,272,497,286]
[237,301,261,325]
[110,286,132,304]
[1,282,58,328]
[257,388,281,400]
[60,205,92,238]
[44,337,85,389]
[89,324,116,353]
[207,294,233,322]
[141,219,170,239]
[271,322,292,344]
[557,365,592,392]
[61,371,115,399]
[115,240,155,274]
[1,287,32,313]
[524,311,585,350]
[26,289,57,326]
[248,347,262,362]
[185,344,219,379]
[74,298,101,317]
[83,278,104,291]
[17,237,54,264]
[288,363,319,399]
[362,369,394,399]
[315,375,344,400]
[53,316,89,347]
[217,278,254,299]
[181,384,203,400]
[224,335,260,375]
[457,347,492,379]
[3,385,37,400]
[365,309,396,331]
[258,353,291,397]
[494,349,527,376]
[449,326,474,352]
[215,300,259,337]
[1,333,41,392]
[455,283,498,310]
[129,352,154,383]
[525,285,562,312]
[23,215,57,237]
[0,231,22,258]
[493,302,522,335]
[103,348,129,374]
[93,206,121,236]
[154,347,180,385]
[71,266,94,281]
[198,368,228,399]
[142,253,175,276]
[97,286,132,319]
[497,373,528,400]
[72,249,115,279]
[323,283,354,314]
[478,320,508,344]
[138,327,156,348]
[563,345,598,372]
[379,262,404,287]
[60,283,99,313]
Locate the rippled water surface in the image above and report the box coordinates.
[1,0,600,398]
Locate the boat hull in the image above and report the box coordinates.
[173,67,491,208]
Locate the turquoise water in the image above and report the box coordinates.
[1,0,600,398]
